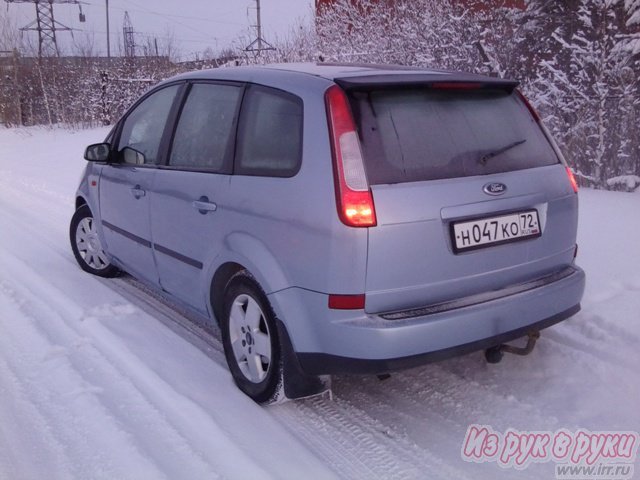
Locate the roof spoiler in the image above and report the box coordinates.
[334,74,519,91]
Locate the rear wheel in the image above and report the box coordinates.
[70,205,119,277]
[221,273,282,403]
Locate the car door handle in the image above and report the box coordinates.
[193,196,217,214]
[130,185,146,199]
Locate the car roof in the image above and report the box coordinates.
[166,62,518,89]
[263,62,450,79]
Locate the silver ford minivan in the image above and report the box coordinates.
[70,63,585,403]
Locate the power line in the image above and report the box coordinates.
[118,0,229,50]
[89,29,227,45]
[113,0,244,27]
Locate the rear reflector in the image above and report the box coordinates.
[328,294,366,310]
[325,85,377,227]
[566,167,579,193]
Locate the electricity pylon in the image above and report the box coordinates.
[245,0,275,54]
[5,0,83,57]
[122,11,135,57]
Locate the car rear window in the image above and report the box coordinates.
[348,88,560,185]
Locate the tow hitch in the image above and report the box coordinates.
[484,331,540,364]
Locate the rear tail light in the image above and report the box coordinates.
[325,85,377,227]
[566,167,579,193]
[328,294,366,310]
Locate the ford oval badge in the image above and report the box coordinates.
[483,182,507,196]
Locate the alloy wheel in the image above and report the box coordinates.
[228,293,272,383]
[75,217,110,270]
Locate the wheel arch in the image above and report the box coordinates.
[211,260,328,401]
[209,262,245,325]
[207,233,291,325]
[75,195,88,210]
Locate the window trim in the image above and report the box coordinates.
[161,79,246,175]
[233,83,304,179]
[110,81,187,169]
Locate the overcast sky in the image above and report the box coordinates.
[4,0,314,59]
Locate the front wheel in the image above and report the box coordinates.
[69,205,119,277]
[221,272,282,403]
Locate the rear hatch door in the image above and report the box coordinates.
[340,77,578,314]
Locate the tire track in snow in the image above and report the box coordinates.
[545,322,637,375]
[1,250,334,479]
[285,392,474,480]
[0,264,221,480]
[280,396,422,480]
[106,277,467,480]
[0,281,172,480]
[329,375,536,480]
[112,277,453,480]
[0,349,74,480]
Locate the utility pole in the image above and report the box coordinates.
[256,0,262,51]
[4,0,82,57]
[244,0,275,55]
[105,0,110,58]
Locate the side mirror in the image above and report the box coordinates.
[84,143,111,162]
[122,147,146,165]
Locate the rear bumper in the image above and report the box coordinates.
[268,265,585,376]
[297,304,579,375]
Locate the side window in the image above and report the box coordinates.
[169,83,242,171]
[236,85,303,177]
[117,85,180,165]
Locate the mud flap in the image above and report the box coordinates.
[276,320,331,401]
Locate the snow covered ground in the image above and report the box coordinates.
[0,126,638,480]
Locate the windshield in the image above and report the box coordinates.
[349,88,560,185]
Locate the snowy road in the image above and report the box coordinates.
[1,127,639,480]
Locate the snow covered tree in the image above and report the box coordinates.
[313,0,483,70]
[523,0,640,190]
[626,0,640,25]
[237,0,486,71]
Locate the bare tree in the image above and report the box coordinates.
[156,27,181,61]
[72,32,97,58]
[0,10,25,53]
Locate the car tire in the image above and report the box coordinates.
[70,205,120,278]
[221,272,282,403]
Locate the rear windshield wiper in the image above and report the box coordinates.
[479,139,527,165]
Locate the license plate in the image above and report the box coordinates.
[451,210,541,253]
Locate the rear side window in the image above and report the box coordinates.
[349,89,559,185]
[235,85,303,177]
[169,83,242,172]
